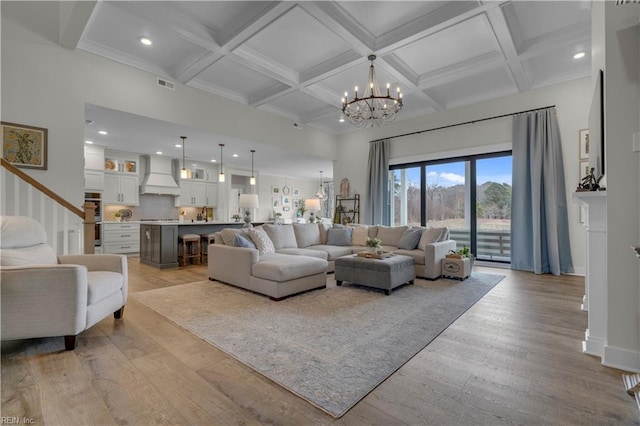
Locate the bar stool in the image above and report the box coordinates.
[200,232,216,262]
[179,234,201,266]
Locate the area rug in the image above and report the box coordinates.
[133,272,504,418]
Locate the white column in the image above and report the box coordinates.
[572,191,607,358]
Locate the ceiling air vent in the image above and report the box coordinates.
[157,78,175,91]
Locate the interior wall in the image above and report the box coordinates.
[0,5,338,208]
[335,77,591,273]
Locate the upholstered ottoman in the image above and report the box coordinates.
[335,254,415,295]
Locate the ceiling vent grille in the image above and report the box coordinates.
[157,78,175,91]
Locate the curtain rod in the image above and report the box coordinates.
[370,105,556,143]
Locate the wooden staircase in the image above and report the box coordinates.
[0,158,95,254]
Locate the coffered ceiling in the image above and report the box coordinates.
[77,1,592,135]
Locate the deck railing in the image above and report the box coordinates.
[0,158,95,254]
[449,229,511,262]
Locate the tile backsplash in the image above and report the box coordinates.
[104,195,215,221]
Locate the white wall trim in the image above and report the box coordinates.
[390,142,513,165]
[603,344,640,373]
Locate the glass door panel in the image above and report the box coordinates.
[476,156,512,261]
[425,162,469,247]
[391,167,421,227]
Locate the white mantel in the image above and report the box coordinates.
[572,191,607,358]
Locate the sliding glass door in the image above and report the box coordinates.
[390,151,512,263]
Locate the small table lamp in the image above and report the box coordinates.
[305,198,321,223]
[238,194,260,228]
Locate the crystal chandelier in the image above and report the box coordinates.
[341,54,403,127]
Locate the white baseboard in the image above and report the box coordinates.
[603,344,640,373]
[583,329,604,357]
[566,266,585,276]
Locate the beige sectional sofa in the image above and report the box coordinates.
[208,223,455,300]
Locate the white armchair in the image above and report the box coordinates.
[0,216,127,350]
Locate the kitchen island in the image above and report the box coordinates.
[139,221,268,269]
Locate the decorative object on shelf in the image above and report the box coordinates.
[334,193,360,224]
[316,171,326,199]
[633,245,640,258]
[218,144,225,183]
[180,136,188,179]
[340,54,403,127]
[305,198,321,223]
[579,159,589,181]
[249,149,256,186]
[232,214,241,222]
[579,129,589,160]
[340,178,350,199]
[117,209,132,221]
[105,160,115,170]
[114,210,122,222]
[297,199,306,218]
[576,167,604,192]
[447,245,475,261]
[1,121,48,170]
[238,193,259,228]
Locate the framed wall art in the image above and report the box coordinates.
[271,185,280,195]
[282,196,291,206]
[579,129,589,160]
[579,159,590,181]
[292,188,300,197]
[2,122,48,170]
[272,197,279,208]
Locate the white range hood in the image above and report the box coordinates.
[139,155,180,196]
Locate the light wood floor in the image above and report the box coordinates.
[2,259,638,425]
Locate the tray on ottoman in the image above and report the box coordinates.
[335,254,415,295]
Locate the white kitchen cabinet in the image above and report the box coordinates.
[175,181,218,207]
[104,174,139,205]
[84,170,104,191]
[103,222,140,254]
[84,145,105,170]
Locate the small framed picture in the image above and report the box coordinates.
[579,129,589,160]
[282,196,290,206]
[271,185,280,195]
[293,199,300,209]
[272,197,279,208]
[2,122,48,170]
[579,159,590,181]
[292,188,300,197]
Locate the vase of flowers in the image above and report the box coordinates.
[366,237,383,254]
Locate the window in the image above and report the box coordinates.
[390,151,512,263]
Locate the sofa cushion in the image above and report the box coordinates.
[234,233,256,249]
[263,224,298,249]
[439,227,450,241]
[87,271,123,305]
[376,226,407,247]
[368,226,379,238]
[307,245,354,261]
[326,228,352,246]
[0,244,58,266]
[393,248,426,265]
[397,228,423,250]
[277,247,328,260]
[350,226,369,246]
[248,227,276,255]
[418,227,447,250]
[0,216,48,249]
[252,254,327,282]
[319,223,331,245]
[293,223,321,248]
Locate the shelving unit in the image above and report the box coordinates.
[334,194,359,224]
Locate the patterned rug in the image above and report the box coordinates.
[133,272,504,418]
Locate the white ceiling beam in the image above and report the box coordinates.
[248,85,296,107]
[416,51,505,89]
[485,6,530,92]
[231,47,299,88]
[58,1,97,49]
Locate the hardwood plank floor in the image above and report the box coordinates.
[2,259,638,425]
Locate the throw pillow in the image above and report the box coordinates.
[233,233,256,249]
[397,228,423,250]
[376,226,408,247]
[248,227,275,255]
[220,228,243,246]
[438,227,450,241]
[350,226,369,246]
[319,223,331,245]
[418,227,444,250]
[326,228,353,246]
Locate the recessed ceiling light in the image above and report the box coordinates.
[98,130,108,135]
[139,36,152,46]
[232,154,239,158]
[210,159,216,163]
[573,51,586,59]
[156,151,163,155]
[175,144,182,148]
[85,140,94,144]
